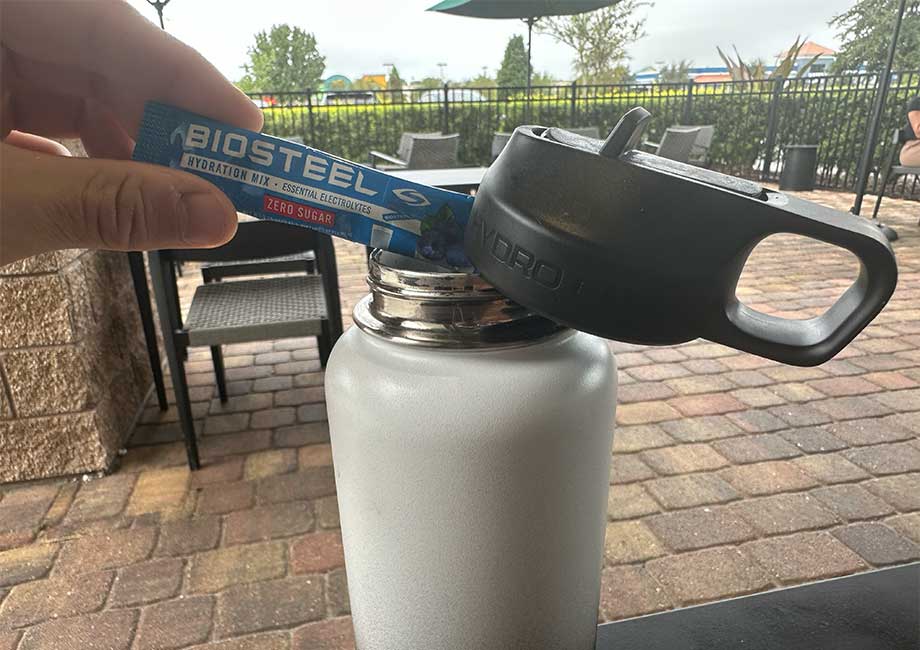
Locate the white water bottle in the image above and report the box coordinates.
[326,251,616,650]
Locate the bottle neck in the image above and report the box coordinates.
[354,251,566,349]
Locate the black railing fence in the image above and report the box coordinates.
[250,70,920,199]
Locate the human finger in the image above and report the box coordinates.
[0,143,238,265]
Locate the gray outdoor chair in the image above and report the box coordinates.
[369,132,460,170]
[643,126,702,163]
[148,221,343,469]
[201,252,315,282]
[686,125,715,167]
[642,125,711,165]
[492,132,512,161]
[873,127,920,225]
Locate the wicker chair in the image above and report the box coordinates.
[370,132,460,170]
[686,125,715,167]
[643,125,712,165]
[148,221,343,469]
[645,126,702,163]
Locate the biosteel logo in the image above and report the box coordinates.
[184,123,382,197]
[472,215,563,290]
[183,124,436,210]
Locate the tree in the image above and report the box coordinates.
[461,73,496,88]
[414,77,443,90]
[387,66,405,91]
[717,37,821,81]
[657,60,693,84]
[830,0,920,73]
[386,66,405,103]
[235,74,256,94]
[531,70,558,86]
[242,24,325,93]
[496,35,529,88]
[539,2,649,84]
[606,65,634,84]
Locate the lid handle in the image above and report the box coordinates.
[708,193,897,366]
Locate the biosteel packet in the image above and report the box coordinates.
[133,102,474,267]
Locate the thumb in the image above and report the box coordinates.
[1,143,238,265]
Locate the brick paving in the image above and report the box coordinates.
[0,189,917,647]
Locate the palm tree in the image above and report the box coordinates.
[657,59,693,84]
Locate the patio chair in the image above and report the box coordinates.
[148,221,343,469]
[872,127,920,225]
[642,125,712,165]
[492,132,512,161]
[643,126,702,164]
[686,124,715,167]
[369,132,460,170]
[201,252,315,282]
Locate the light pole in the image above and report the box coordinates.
[437,62,447,81]
[145,0,171,29]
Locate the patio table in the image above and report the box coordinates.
[595,562,919,649]
[389,166,488,194]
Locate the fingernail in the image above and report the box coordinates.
[180,193,234,246]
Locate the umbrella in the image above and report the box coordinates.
[428,0,621,95]
[850,0,909,242]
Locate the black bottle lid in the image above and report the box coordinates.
[465,107,898,367]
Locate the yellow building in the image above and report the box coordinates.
[356,74,387,89]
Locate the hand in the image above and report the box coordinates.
[0,0,264,265]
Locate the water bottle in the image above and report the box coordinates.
[326,250,617,650]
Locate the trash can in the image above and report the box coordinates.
[779,144,818,191]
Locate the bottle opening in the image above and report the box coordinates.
[355,250,566,348]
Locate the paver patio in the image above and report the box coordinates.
[0,188,918,649]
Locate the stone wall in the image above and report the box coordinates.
[0,144,152,482]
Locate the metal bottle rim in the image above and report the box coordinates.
[354,250,567,349]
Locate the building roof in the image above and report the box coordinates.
[786,41,836,58]
[692,72,734,84]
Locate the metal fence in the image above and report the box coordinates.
[250,70,920,198]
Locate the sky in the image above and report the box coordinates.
[125,0,856,83]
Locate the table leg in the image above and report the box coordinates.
[128,251,168,411]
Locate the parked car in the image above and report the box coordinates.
[321,91,377,106]
[250,95,278,108]
[417,88,485,103]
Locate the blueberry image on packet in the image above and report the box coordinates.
[418,230,446,261]
[417,204,470,266]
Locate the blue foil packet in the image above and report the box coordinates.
[132,102,475,267]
